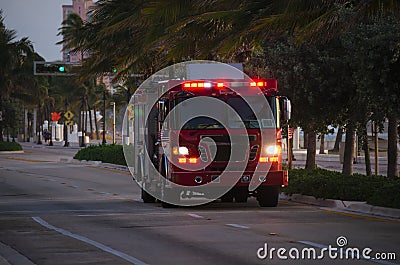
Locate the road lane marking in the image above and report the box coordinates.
[32,217,149,265]
[226,223,249,229]
[298,240,399,265]
[188,213,204,219]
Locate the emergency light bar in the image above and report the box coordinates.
[250,81,268,87]
[183,82,212,88]
[181,79,273,90]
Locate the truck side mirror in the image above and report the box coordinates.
[282,98,291,121]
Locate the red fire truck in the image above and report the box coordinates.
[130,63,291,207]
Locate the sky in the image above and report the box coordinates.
[1,0,81,62]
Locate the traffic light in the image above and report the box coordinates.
[34,61,75,76]
[112,67,117,73]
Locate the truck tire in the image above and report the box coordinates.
[234,187,248,203]
[141,187,156,203]
[220,189,234,202]
[257,186,279,207]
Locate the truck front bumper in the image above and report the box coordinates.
[171,170,288,187]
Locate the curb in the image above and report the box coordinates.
[0,242,36,265]
[0,151,24,154]
[60,158,129,172]
[285,193,400,219]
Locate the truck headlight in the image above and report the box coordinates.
[178,146,189,155]
[266,145,280,155]
[173,146,189,155]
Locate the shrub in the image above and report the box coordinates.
[367,180,400,209]
[0,141,22,151]
[283,168,400,209]
[73,144,126,166]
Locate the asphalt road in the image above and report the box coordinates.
[0,145,399,265]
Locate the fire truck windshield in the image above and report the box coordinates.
[173,96,278,130]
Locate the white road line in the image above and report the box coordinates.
[32,217,149,265]
[188,213,204,219]
[225,223,250,229]
[298,241,399,265]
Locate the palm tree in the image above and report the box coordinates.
[57,1,399,175]
[57,13,86,62]
[0,10,36,141]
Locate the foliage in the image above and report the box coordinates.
[73,144,126,166]
[0,10,37,141]
[0,141,22,151]
[283,168,400,208]
[56,0,399,80]
[368,181,400,209]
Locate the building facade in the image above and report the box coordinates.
[62,0,96,63]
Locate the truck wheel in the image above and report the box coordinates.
[220,190,234,202]
[257,186,279,207]
[234,187,248,203]
[141,187,156,203]
[161,200,178,208]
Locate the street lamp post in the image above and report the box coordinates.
[64,100,69,147]
[37,103,42,144]
[79,96,86,147]
[49,103,54,146]
[102,90,107,145]
[111,102,116,144]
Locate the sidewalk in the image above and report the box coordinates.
[286,149,400,176]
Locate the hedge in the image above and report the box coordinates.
[0,141,23,151]
[73,144,126,166]
[283,168,400,209]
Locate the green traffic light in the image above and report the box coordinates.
[113,68,117,73]
[59,66,65,72]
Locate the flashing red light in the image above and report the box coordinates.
[189,157,198,164]
[259,156,268,163]
[182,81,212,89]
[269,157,279,162]
[259,156,278,163]
[250,80,268,87]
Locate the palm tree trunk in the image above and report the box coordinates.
[84,98,88,136]
[0,96,4,141]
[86,99,94,140]
[342,125,355,175]
[93,105,100,140]
[303,131,308,149]
[319,133,325,154]
[387,114,399,178]
[332,127,343,152]
[305,131,316,169]
[363,134,372,176]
